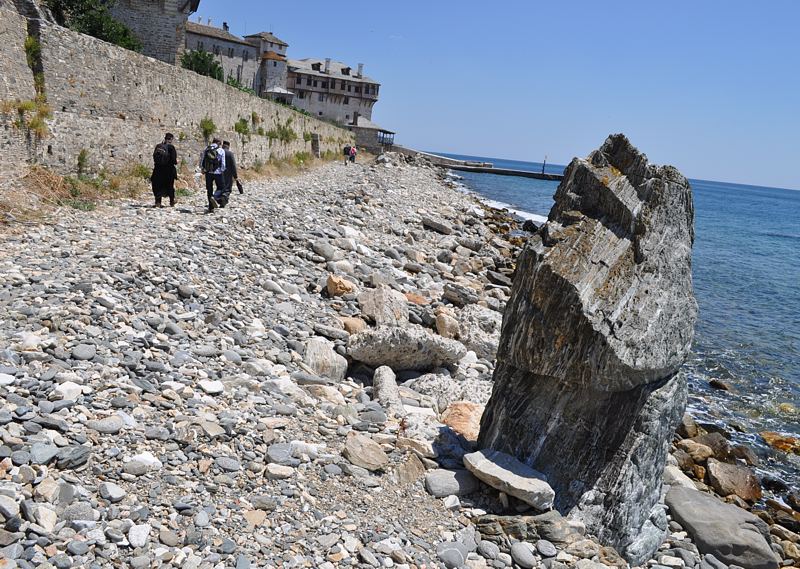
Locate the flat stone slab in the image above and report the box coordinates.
[665,486,778,569]
[463,449,555,511]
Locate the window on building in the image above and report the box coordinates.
[321,82,328,89]
[343,97,349,105]
[273,61,277,67]
[346,114,350,120]
[355,86,361,93]
[214,45,220,55]
[228,47,234,57]
[198,41,204,50]
[347,85,352,92]
[244,51,249,61]
[318,112,323,116]
[306,77,311,86]
[298,91,305,99]
[318,93,324,102]
[313,80,318,87]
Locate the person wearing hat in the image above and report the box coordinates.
[151,132,178,207]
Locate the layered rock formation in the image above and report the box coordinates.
[478,134,697,563]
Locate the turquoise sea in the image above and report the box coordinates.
[438,152,800,491]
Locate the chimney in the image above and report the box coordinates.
[223,22,229,32]
[357,63,364,77]
[324,58,331,74]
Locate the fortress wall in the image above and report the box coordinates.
[0,5,38,190]
[0,7,353,192]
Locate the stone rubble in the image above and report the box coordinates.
[0,152,796,569]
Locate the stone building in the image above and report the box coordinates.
[185,20,258,89]
[244,32,290,100]
[109,0,200,64]
[287,59,380,125]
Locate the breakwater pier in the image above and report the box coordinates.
[394,146,565,181]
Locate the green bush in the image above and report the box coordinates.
[199,117,216,141]
[130,163,150,179]
[45,0,142,51]
[226,75,256,95]
[303,132,312,143]
[181,49,223,81]
[24,36,41,70]
[234,118,250,137]
[77,148,89,175]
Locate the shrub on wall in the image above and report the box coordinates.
[199,117,216,142]
[181,50,224,82]
[44,0,143,52]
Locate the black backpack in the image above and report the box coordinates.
[153,143,171,166]
[343,145,351,156]
[202,145,221,172]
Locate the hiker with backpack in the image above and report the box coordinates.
[343,144,351,166]
[219,141,243,208]
[199,137,226,212]
[151,133,178,207]
[349,145,357,164]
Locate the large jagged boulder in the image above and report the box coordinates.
[478,134,697,564]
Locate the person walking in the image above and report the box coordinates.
[199,137,226,212]
[218,141,243,208]
[151,132,178,207]
[343,144,351,166]
[349,145,357,164]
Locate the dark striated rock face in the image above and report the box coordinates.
[478,134,697,564]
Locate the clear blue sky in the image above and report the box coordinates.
[195,1,799,189]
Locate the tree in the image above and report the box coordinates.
[181,50,224,81]
[44,0,142,52]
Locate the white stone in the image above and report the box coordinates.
[463,449,555,510]
[54,380,83,401]
[128,523,151,548]
[0,373,15,386]
[198,379,224,395]
[265,463,295,479]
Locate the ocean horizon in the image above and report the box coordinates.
[436,150,800,489]
[432,151,800,194]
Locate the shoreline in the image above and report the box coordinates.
[0,153,796,568]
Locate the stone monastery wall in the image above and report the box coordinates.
[0,3,354,190]
[0,5,37,186]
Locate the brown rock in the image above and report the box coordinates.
[677,413,699,439]
[677,439,715,463]
[733,444,760,466]
[243,510,267,528]
[692,432,734,462]
[692,465,707,481]
[340,317,367,335]
[342,432,388,471]
[673,448,695,471]
[782,541,800,561]
[761,432,800,455]
[405,292,430,306]
[788,493,800,512]
[599,546,627,567]
[441,401,484,442]
[435,308,460,340]
[394,453,425,485]
[327,274,357,297]
[707,458,762,502]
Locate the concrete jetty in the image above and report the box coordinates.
[394,145,564,181]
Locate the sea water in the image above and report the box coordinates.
[439,151,800,489]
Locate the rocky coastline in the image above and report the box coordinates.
[0,152,797,569]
